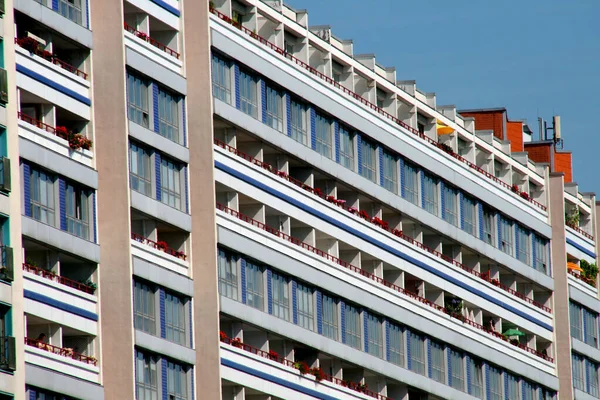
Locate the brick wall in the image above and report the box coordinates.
[506,121,524,152]
[524,142,551,164]
[555,152,573,183]
[460,111,505,140]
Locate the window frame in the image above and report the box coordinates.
[30,167,56,227]
[245,261,264,311]
[429,340,446,384]
[344,303,361,350]
[500,216,514,256]
[389,323,404,367]
[218,249,238,301]
[166,360,188,400]
[360,138,377,183]
[165,291,186,346]
[443,184,458,226]
[157,86,180,143]
[289,98,307,145]
[212,54,232,104]
[127,72,150,128]
[296,283,314,331]
[265,84,284,132]
[160,156,183,211]
[382,149,398,193]
[403,162,419,205]
[422,173,439,216]
[366,313,383,359]
[65,181,91,240]
[134,280,157,335]
[135,350,159,400]
[239,69,258,119]
[129,142,152,197]
[338,125,354,171]
[408,331,425,376]
[322,294,338,340]
[315,112,333,159]
[462,194,476,235]
[271,272,290,321]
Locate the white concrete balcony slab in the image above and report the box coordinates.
[130,234,189,277]
[25,342,99,383]
[124,28,182,75]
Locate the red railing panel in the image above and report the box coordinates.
[23,263,95,294]
[123,23,180,59]
[131,232,187,260]
[25,338,97,365]
[15,37,88,80]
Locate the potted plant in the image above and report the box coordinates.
[267,349,279,361]
[136,31,149,41]
[55,126,69,140]
[439,143,454,154]
[209,1,215,11]
[565,207,580,227]
[511,184,519,193]
[358,210,370,221]
[313,188,323,197]
[293,361,310,375]
[309,367,325,382]
[445,298,463,317]
[520,191,529,200]
[580,260,598,286]
[156,241,168,250]
[230,337,242,348]
[348,206,359,215]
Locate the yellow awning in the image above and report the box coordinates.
[436,120,454,135]
[568,262,584,272]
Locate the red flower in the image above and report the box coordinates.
[294,361,310,375]
[267,349,279,361]
[219,331,228,341]
[230,337,242,348]
[309,367,326,382]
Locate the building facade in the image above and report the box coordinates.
[0,0,595,399]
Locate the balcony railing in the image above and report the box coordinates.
[566,222,594,241]
[23,263,96,294]
[220,334,391,400]
[568,269,596,288]
[17,112,92,150]
[15,37,88,80]
[216,202,554,362]
[123,23,180,59]
[209,7,547,213]
[0,246,13,283]
[0,337,16,371]
[25,338,97,365]
[131,232,187,260]
[214,139,552,313]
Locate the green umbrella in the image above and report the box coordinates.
[503,328,525,337]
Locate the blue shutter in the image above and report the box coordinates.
[23,163,31,217]
[478,203,484,240]
[59,178,67,231]
[515,225,520,260]
[184,166,189,214]
[52,0,58,11]
[234,65,241,110]
[291,280,298,324]
[92,192,97,243]
[399,158,405,198]
[155,153,162,201]
[522,380,526,400]
[497,214,502,249]
[363,310,369,353]
[447,349,452,387]
[378,147,384,186]
[85,0,90,29]
[188,300,193,347]
[585,359,591,394]
[440,182,446,220]
[466,355,472,394]
[182,98,187,147]
[161,359,168,400]
[286,95,291,137]
[334,122,340,163]
[153,84,160,133]
[316,290,323,335]
[310,109,316,150]
[485,364,490,400]
[406,331,412,370]
[240,258,247,304]
[460,192,465,230]
[504,373,509,400]
[261,81,267,123]
[357,134,363,175]
[385,320,390,361]
[28,387,36,400]
[191,367,195,400]
[420,171,425,208]
[340,300,346,344]
[159,288,166,338]
[427,339,432,378]
[532,235,538,271]
[267,269,273,315]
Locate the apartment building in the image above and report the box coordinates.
[0,0,595,399]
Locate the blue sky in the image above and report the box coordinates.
[285,0,600,195]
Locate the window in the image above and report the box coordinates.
[428,341,445,383]
[290,99,307,145]
[58,0,83,25]
[462,195,476,235]
[217,249,238,301]
[584,308,598,347]
[134,281,156,335]
[135,351,158,400]
[522,381,536,400]
[245,262,263,311]
[332,60,344,83]
[265,85,283,132]
[409,331,425,375]
[500,216,514,256]
[506,373,519,400]
[366,313,383,359]
[533,235,548,273]
[129,142,152,196]
[167,361,187,400]
[344,303,361,350]
[165,292,186,345]
[315,113,332,159]
[517,226,530,265]
[588,359,599,397]
[296,283,314,331]
[30,168,55,226]
[443,185,458,226]
[360,139,376,182]
[65,182,90,240]
[482,206,495,245]
[423,173,438,216]
[382,150,397,193]
[160,157,182,210]
[488,366,503,400]
[570,302,583,340]
[212,54,231,103]
[339,126,354,170]
[541,389,555,400]
[158,87,180,143]
[127,72,149,128]
[403,162,419,205]
[469,358,484,399]
[449,349,464,391]
[239,70,258,118]
[322,294,338,340]
[389,323,404,366]
[572,354,585,391]
[271,272,289,321]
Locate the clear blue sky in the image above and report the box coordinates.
[285,0,600,196]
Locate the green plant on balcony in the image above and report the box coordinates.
[565,207,580,227]
[445,298,463,317]
[580,260,598,286]
[209,1,215,11]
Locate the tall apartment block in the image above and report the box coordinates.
[0,0,595,399]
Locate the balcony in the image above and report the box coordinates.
[15,37,88,80]
[123,18,182,74]
[23,263,95,294]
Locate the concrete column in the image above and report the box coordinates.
[549,173,573,400]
